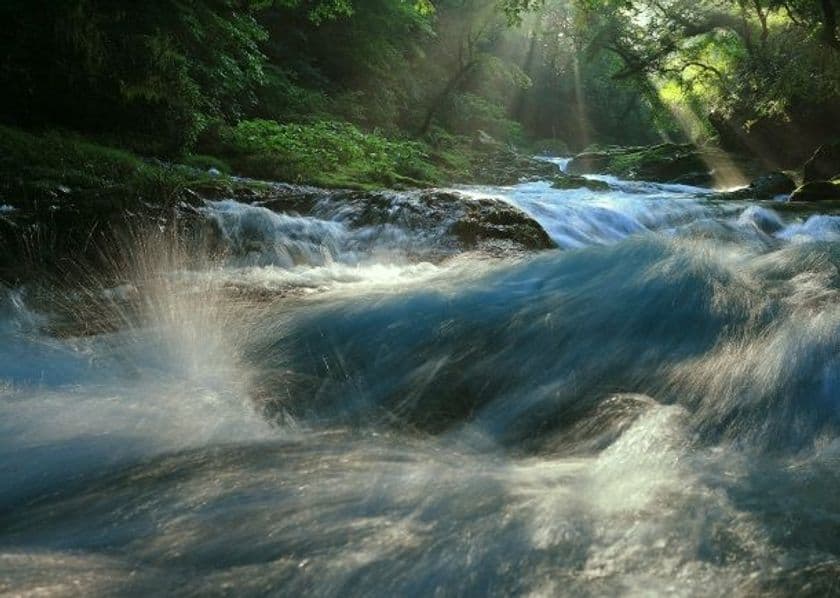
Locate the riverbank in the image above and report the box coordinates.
[4,124,839,287]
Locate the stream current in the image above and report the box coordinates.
[1,160,839,596]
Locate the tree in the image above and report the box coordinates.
[0,0,268,153]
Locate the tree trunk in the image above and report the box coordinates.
[417,61,477,136]
[821,0,839,49]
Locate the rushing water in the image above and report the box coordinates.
[1,165,840,596]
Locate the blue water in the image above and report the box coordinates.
[1,170,839,596]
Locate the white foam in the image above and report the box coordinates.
[776,214,840,243]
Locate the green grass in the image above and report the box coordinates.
[0,120,539,204]
[200,119,447,189]
[0,126,261,208]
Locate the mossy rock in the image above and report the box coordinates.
[551,174,610,191]
[468,148,558,185]
[532,138,571,156]
[789,180,840,202]
[803,142,840,183]
[184,154,233,174]
[714,171,796,200]
[567,143,712,184]
[448,195,554,250]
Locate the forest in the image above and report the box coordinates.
[2,0,840,192]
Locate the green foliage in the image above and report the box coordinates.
[258,0,434,132]
[566,0,840,154]
[0,126,244,207]
[183,155,233,174]
[6,0,839,188]
[254,67,331,122]
[0,1,269,154]
[443,94,525,143]
[0,126,144,195]
[204,119,442,188]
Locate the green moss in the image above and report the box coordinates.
[0,126,259,208]
[551,174,610,191]
[532,138,570,156]
[789,180,840,202]
[199,119,446,189]
[183,154,233,174]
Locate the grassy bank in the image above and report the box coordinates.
[0,121,556,206]
[0,125,268,209]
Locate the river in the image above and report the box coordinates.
[1,162,839,596]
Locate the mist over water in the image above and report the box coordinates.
[2,170,840,596]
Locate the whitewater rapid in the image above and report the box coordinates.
[1,166,839,596]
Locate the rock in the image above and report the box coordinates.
[474,129,503,150]
[566,150,615,175]
[550,174,610,192]
[803,142,840,183]
[749,171,797,197]
[789,180,840,202]
[668,171,715,186]
[323,189,554,252]
[567,143,712,184]
[532,138,570,156]
[469,148,558,186]
[714,171,797,200]
[0,174,556,286]
[447,194,554,251]
[568,142,767,188]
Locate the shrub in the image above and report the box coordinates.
[204,119,442,188]
[0,126,241,206]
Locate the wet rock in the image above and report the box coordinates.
[318,189,555,251]
[749,171,797,197]
[0,176,555,285]
[469,148,559,186]
[473,129,504,150]
[803,142,840,183]
[565,149,615,175]
[532,138,571,156]
[789,180,840,202]
[567,143,713,185]
[714,171,797,200]
[551,174,610,192]
[447,194,554,250]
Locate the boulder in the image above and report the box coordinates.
[567,143,713,185]
[566,150,617,175]
[550,174,610,192]
[749,171,797,197]
[448,198,554,251]
[803,143,840,183]
[714,171,797,200]
[309,189,555,253]
[789,180,840,202]
[532,138,571,156]
[469,148,558,186]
